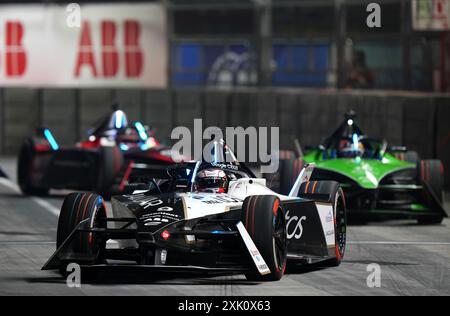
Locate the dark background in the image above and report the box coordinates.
[0,0,449,189]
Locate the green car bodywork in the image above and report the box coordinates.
[303,152,415,190]
[288,112,447,223]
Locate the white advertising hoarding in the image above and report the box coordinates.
[413,0,450,31]
[0,4,167,88]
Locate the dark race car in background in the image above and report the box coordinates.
[268,112,448,225]
[43,141,347,282]
[18,108,182,197]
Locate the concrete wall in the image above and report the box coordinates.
[0,87,449,188]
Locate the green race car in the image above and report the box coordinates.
[271,112,447,225]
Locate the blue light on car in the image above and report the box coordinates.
[212,230,225,234]
[44,129,59,151]
[114,110,126,129]
[352,133,359,151]
[120,144,129,151]
[135,122,148,141]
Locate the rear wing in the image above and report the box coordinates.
[289,164,315,198]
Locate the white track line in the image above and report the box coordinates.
[0,241,55,245]
[0,178,60,217]
[349,241,450,246]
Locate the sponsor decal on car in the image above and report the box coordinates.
[157,206,174,212]
[285,210,307,240]
[191,194,242,205]
[236,222,271,276]
[140,210,182,227]
[210,162,239,171]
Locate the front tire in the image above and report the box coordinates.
[395,151,420,164]
[17,139,49,196]
[417,160,444,225]
[328,187,347,266]
[241,195,287,282]
[57,192,107,273]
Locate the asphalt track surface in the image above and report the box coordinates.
[0,157,449,296]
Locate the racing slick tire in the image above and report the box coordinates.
[97,145,124,198]
[417,160,444,225]
[17,138,49,196]
[242,195,287,282]
[299,181,347,266]
[265,151,304,195]
[56,192,107,274]
[395,151,420,164]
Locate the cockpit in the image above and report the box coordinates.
[320,112,387,160]
[88,109,129,138]
[81,107,158,151]
[142,140,256,195]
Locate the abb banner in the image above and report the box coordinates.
[0,4,167,87]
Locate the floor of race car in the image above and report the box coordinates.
[0,157,449,296]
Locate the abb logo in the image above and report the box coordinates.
[75,20,144,78]
[0,21,27,77]
[0,20,144,79]
[0,5,165,87]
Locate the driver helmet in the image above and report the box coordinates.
[195,168,229,193]
[338,139,365,158]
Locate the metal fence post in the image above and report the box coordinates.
[336,0,347,89]
[256,0,273,87]
[401,0,412,90]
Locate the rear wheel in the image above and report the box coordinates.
[395,151,420,164]
[97,145,124,198]
[417,160,444,225]
[265,150,303,195]
[57,192,107,274]
[241,195,287,282]
[328,188,347,266]
[299,181,347,266]
[17,139,49,196]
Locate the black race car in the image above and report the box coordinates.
[43,141,347,281]
[18,107,181,197]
